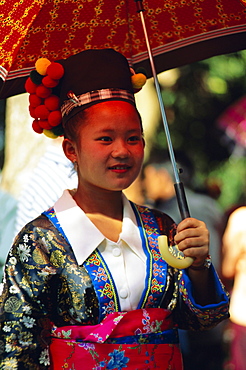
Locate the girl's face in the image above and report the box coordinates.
[63,101,145,194]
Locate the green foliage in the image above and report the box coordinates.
[152,50,246,210]
[208,156,246,210]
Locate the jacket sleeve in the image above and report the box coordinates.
[0,218,56,369]
[152,208,230,331]
[174,266,230,330]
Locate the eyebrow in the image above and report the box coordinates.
[94,128,141,134]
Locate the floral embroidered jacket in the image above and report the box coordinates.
[0,203,229,369]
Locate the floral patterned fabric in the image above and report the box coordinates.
[50,309,182,369]
[50,340,182,369]
[0,202,229,369]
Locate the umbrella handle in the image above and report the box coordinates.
[158,235,194,269]
[158,183,194,269]
[174,182,191,220]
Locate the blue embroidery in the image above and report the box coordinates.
[43,203,168,320]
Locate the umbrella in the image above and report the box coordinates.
[0,0,245,98]
[0,0,245,267]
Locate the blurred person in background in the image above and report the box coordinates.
[0,119,77,283]
[222,206,246,370]
[143,151,226,370]
[14,137,77,235]
[143,151,224,271]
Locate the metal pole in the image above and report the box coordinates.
[135,0,190,219]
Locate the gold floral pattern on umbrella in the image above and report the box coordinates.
[0,0,245,98]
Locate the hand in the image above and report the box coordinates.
[174,218,209,268]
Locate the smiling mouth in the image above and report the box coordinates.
[109,165,131,171]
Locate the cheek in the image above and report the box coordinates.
[134,144,145,160]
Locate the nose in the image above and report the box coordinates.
[111,140,130,158]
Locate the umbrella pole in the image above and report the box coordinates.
[135,0,190,220]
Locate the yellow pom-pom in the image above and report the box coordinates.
[35,58,51,76]
[131,73,147,89]
[43,129,58,139]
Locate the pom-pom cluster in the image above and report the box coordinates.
[25,58,64,138]
[26,57,147,138]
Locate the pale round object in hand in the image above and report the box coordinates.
[158,235,194,269]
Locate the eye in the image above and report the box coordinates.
[128,135,141,143]
[97,136,112,142]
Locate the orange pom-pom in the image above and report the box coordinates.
[47,62,64,80]
[35,58,51,76]
[32,120,43,134]
[35,105,50,120]
[42,75,59,88]
[36,85,52,98]
[25,77,37,94]
[131,73,147,89]
[29,94,42,108]
[48,111,62,127]
[38,120,53,130]
[45,95,60,111]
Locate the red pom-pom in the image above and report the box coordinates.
[48,110,62,127]
[38,120,53,130]
[29,106,37,119]
[35,105,50,119]
[29,94,42,108]
[25,77,37,94]
[42,75,59,88]
[45,95,60,111]
[32,120,43,134]
[36,85,52,98]
[47,62,64,80]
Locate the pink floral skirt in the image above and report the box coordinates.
[49,308,183,369]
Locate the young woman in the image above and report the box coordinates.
[0,49,229,369]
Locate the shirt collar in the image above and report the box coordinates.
[54,190,142,265]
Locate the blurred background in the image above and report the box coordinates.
[130,49,245,212]
[0,48,245,370]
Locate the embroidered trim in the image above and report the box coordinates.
[84,250,120,322]
[132,203,168,309]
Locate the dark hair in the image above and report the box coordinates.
[63,109,89,142]
[63,102,143,142]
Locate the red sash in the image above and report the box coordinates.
[50,308,183,369]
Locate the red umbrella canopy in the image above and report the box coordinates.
[0,0,245,98]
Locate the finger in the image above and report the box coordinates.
[184,247,210,268]
[176,217,205,232]
[182,245,209,260]
[178,235,209,250]
[174,227,209,245]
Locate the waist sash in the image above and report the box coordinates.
[50,308,183,369]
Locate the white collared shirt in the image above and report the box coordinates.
[54,190,146,311]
